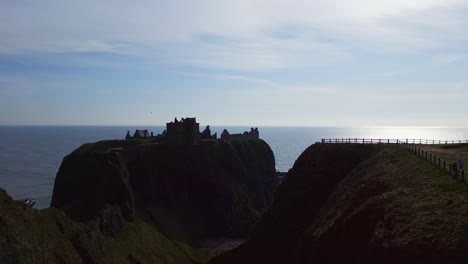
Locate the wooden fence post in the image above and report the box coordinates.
[438,157,441,167]
[444,160,446,170]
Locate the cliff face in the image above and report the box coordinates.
[51,139,278,239]
[211,144,468,264]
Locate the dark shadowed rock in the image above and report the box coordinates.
[97,205,126,236]
[51,138,278,239]
[52,149,135,222]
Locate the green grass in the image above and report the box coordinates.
[102,216,194,264]
[0,188,217,264]
[413,144,468,167]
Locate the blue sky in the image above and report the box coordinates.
[0,0,467,126]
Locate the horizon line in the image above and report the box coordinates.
[0,124,467,129]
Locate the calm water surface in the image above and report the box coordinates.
[1,126,467,208]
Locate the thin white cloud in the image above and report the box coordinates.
[434,54,468,64]
[179,71,277,86]
[1,0,468,70]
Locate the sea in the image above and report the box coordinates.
[1,126,468,209]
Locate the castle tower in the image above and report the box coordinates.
[166,117,200,145]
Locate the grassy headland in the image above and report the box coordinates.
[211,143,468,264]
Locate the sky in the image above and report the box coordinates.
[0,0,467,126]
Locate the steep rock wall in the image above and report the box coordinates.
[51,139,278,239]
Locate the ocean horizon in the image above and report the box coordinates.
[1,125,468,209]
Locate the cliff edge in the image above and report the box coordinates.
[211,143,468,264]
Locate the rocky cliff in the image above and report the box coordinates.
[211,143,468,264]
[51,138,277,239]
[1,138,277,263]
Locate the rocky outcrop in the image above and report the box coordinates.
[52,151,134,222]
[211,144,468,264]
[51,138,278,239]
[0,188,195,264]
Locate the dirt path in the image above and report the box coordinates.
[419,145,468,163]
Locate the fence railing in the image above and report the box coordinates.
[321,138,468,145]
[397,141,466,184]
[320,138,466,184]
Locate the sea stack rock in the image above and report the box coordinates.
[51,119,278,240]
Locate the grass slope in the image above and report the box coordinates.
[0,188,207,264]
[211,144,468,263]
[303,146,468,263]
